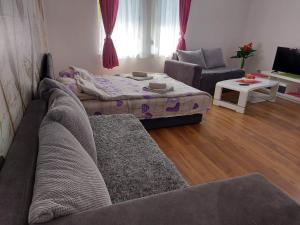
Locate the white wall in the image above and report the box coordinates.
[243,0,300,72]
[44,0,251,75]
[186,0,251,68]
[44,0,100,74]
[44,0,165,75]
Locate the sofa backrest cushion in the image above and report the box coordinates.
[0,156,4,171]
[40,53,55,79]
[47,89,97,162]
[202,48,226,69]
[171,52,179,60]
[177,50,207,68]
[38,78,85,112]
[28,119,111,224]
[0,100,47,225]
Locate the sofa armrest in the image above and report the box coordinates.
[164,60,202,87]
[44,174,300,225]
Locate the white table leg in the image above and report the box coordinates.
[213,85,223,106]
[268,84,279,102]
[214,85,223,100]
[237,91,249,113]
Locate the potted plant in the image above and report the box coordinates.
[231,43,256,69]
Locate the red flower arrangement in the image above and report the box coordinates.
[231,43,256,69]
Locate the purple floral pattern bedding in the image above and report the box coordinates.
[60,74,212,119]
[71,73,209,101]
[82,94,211,120]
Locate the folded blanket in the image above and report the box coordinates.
[143,86,174,94]
[60,73,210,101]
[148,82,167,90]
[75,77,109,99]
[132,71,148,77]
[70,66,95,81]
[126,76,154,81]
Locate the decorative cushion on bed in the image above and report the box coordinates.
[202,48,226,69]
[177,50,207,68]
[28,120,111,224]
[48,89,97,162]
[39,78,85,112]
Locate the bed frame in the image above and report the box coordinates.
[141,114,202,129]
[42,53,203,130]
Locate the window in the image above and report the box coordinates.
[151,0,180,57]
[99,0,179,58]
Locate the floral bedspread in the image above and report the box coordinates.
[61,73,212,120]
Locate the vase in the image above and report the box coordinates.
[241,58,246,69]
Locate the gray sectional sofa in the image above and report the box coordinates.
[0,67,299,225]
[164,48,245,95]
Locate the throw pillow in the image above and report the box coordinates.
[38,78,86,112]
[28,120,111,224]
[48,89,97,162]
[177,50,207,68]
[202,48,226,69]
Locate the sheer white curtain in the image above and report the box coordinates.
[151,0,180,57]
[99,0,179,58]
[113,0,151,58]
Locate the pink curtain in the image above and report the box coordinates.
[177,0,192,51]
[100,0,119,69]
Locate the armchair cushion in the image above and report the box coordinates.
[177,50,207,68]
[164,60,202,87]
[198,67,245,95]
[202,48,226,69]
[202,67,245,76]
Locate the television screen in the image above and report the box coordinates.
[272,47,300,76]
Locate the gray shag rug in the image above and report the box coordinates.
[89,114,188,204]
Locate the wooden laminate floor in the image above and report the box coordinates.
[149,98,300,203]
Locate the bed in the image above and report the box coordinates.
[44,54,211,129]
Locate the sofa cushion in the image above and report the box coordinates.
[89,114,188,204]
[29,119,111,224]
[45,174,300,225]
[48,89,97,162]
[202,48,226,69]
[0,156,4,171]
[0,100,47,225]
[177,50,207,68]
[39,78,85,112]
[41,53,55,79]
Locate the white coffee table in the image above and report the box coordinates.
[213,78,279,113]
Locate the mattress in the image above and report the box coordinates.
[61,73,212,120]
[82,94,210,119]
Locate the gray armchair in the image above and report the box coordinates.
[164,49,245,95]
[164,59,202,88]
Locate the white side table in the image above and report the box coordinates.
[213,78,279,113]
